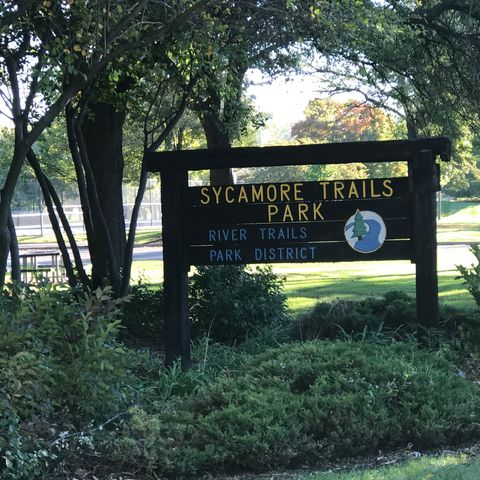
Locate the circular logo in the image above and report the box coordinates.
[344,210,387,254]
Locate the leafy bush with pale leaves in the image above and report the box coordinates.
[0,284,139,479]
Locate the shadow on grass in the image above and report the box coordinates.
[284,271,474,310]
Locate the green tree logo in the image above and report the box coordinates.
[352,210,368,240]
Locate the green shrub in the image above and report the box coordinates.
[457,244,480,307]
[250,342,480,455]
[0,285,139,479]
[189,265,289,344]
[291,291,477,348]
[113,341,480,477]
[121,266,288,346]
[122,282,164,345]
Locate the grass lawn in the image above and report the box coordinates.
[301,455,480,480]
[129,244,476,316]
[17,228,161,245]
[437,200,480,243]
[439,200,480,221]
[130,259,164,284]
[282,267,473,315]
[277,246,476,314]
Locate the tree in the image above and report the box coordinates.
[62,22,204,294]
[291,98,399,144]
[0,0,211,289]
[189,0,305,185]
[304,0,480,191]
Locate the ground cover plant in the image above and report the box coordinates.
[111,340,480,478]
[3,240,480,479]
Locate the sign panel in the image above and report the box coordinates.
[147,138,450,364]
[186,177,412,265]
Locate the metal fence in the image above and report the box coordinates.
[12,181,162,236]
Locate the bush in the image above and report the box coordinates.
[291,291,478,348]
[113,341,480,477]
[189,265,289,344]
[457,244,480,307]
[122,282,164,345]
[0,284,139,479]
[121,266,288,346]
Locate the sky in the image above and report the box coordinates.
[245,68,364,145]
[246,70,320,124]
[246,70,321,144]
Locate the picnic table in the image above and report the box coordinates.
[19,250,62,283]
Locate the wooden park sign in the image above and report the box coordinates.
[146,138,451,365]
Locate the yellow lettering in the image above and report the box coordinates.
[348,181,359,199]
[313,202,324,220]
[298,203,309,221]
[334,181,345,200]
[266,185,278,202]
[212,186,222,204]
[370,179,381,198]
[267,204,279,222]
[280,183,291,201]
[251,185,264,202]
[318,182,329,199]
[382,179,394,197]
[362,180,367,198]
[225,186,234,204]
[282,204,294,222]
[200,187,210,205]
[238,186,249,203]
[294,183,304,201]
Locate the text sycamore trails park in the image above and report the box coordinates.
[187,178,406,264]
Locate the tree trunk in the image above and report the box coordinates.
[45,176,91,288]
[66,106,98,267]
[8,210,20,283]
[27,150,80,288]
[200,110,234,185]
[81,101,126,289]
[121,164,148,296]
[406,115,419,140]
[0,187,20,283]
[0,143,28,288]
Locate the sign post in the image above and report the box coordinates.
[147,138,451,365]
[410,149,439,329]
[160,166,190,366]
